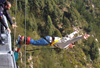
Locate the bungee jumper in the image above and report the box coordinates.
[14,29,90,61]
[14,30,77,61]
[16,30,90,49]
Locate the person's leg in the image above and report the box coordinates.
[17,36,51,46]
[30,38,49,46]
[17,35,31,45]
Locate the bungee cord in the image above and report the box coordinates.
[25,0,27,67]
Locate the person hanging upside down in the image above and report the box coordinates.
[16,30,90,49]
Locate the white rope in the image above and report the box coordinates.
[25,0,27,67]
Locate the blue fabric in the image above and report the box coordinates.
[19,45,21,48]
[0,11,3,16]
[30,36,51,46]
[0,0,5,4]
[14,51,18,62]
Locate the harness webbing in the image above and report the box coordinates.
[50,38,61,46]
[44,37,51,45]
[44,37,61,46]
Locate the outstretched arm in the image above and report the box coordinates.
[68,34,90,48]
[5,10,18,28]
[68,34,90,44]
[54,34,90,49]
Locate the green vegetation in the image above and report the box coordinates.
[7,0,100,68]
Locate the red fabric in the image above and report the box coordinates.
[20,36,24,45]
[17,48,20,52]
[26,37,31,45]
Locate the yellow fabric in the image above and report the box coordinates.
[47,38,61,46]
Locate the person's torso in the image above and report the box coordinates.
[53,37,70,43]
[0,4,7,15]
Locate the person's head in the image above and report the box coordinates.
[4,1,11,10]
